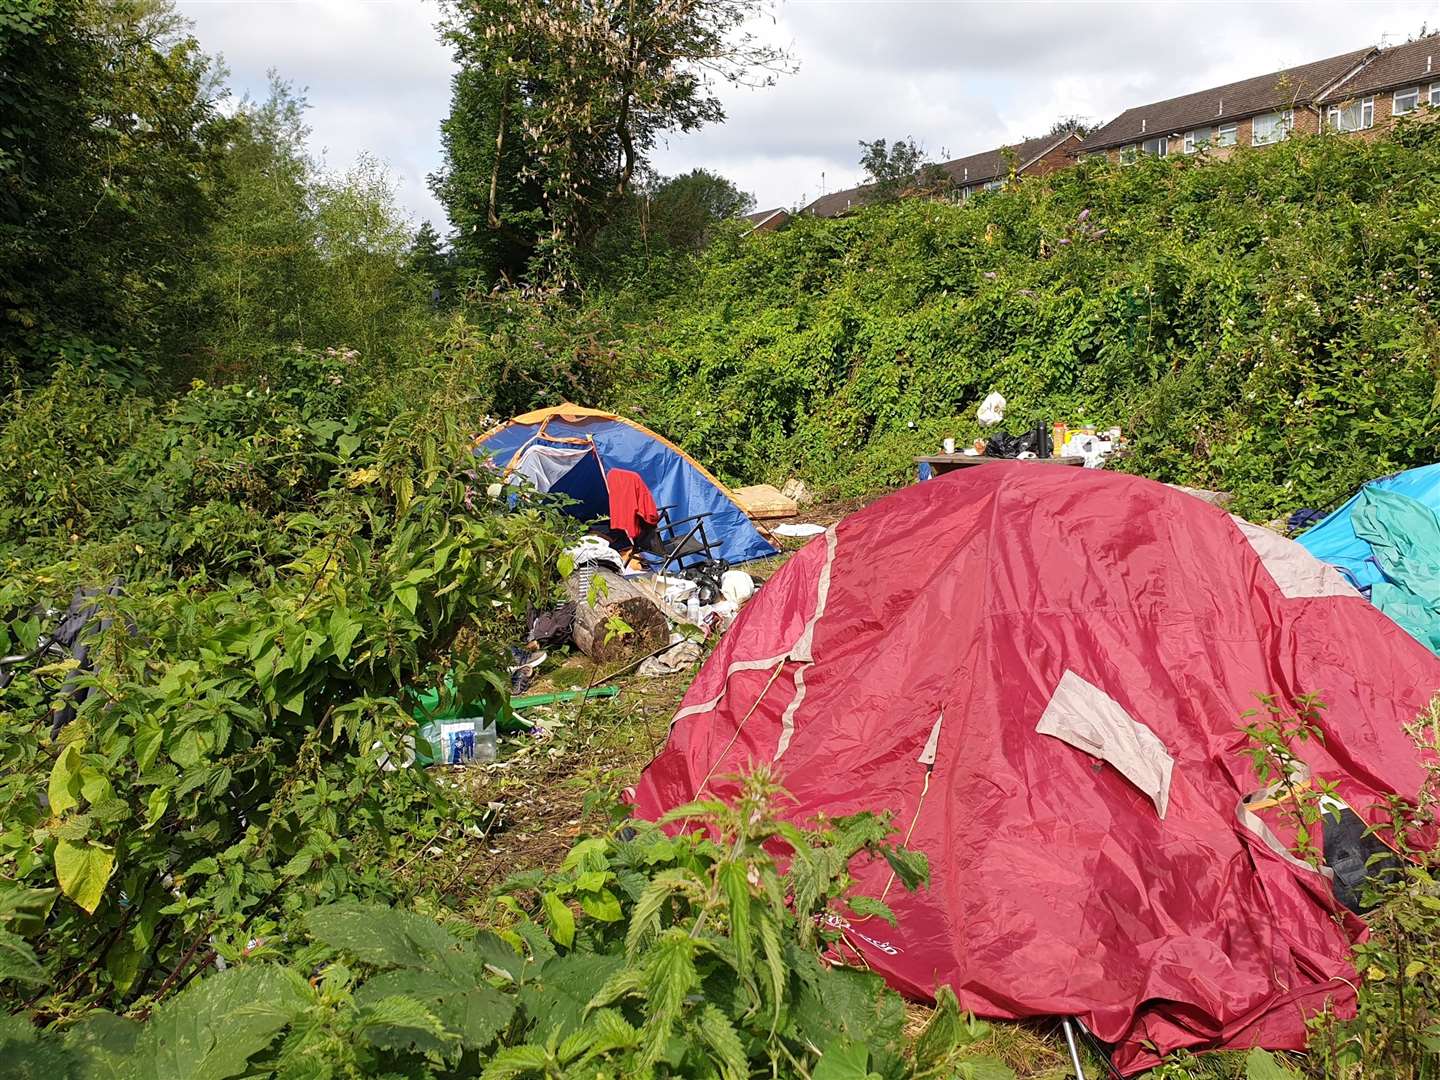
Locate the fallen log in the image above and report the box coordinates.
[564,569,669,662]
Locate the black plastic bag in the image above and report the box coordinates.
[984,421,1051,459]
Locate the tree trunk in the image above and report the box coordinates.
[564,569,668,662]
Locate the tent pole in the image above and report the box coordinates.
[1062,1018,1086,1079]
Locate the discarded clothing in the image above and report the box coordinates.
[605,468,659,541]
[527,603,576,648]
[638,639,704,677]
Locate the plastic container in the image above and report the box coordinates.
[436,717,497,765]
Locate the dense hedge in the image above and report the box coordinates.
[614,121,1440,518]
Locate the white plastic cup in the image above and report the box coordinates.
[942,437,956,454]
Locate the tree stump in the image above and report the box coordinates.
[564,569,669,663]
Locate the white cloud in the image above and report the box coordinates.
[180,0,1440,224]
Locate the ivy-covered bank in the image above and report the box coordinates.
[613,122,1440,519]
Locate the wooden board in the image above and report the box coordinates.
[731,483,799,519]
[916,454,1085,471]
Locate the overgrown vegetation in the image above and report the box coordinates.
[8,0,1440,1075]
[0,769,1053,1079]
[605,120,1440,520]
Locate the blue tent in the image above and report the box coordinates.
[1297,463,1440,590]
[473,404,777,565]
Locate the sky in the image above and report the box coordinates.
[180,0,1440,229]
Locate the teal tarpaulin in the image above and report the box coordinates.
[1349,487,1440,653]
[1297,461,1440,590]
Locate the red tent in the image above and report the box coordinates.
[633,464,1440,1073]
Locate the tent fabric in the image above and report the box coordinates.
[513,444,595,493]
[474,405,776,565]
[1351,487,1440,652]
[633,464,1440,1074]
[1297,461,1440,590]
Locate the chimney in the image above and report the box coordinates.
[1428,54,1433,73]
[1141,117,1147,133]
[1217,98,1223,117]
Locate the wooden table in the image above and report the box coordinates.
[917,453,1086,476]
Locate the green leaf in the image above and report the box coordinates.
[48,743,82,816]
[718,861,753,979]
[915,985,968,1067]
[105,934,140,995]
[328,609,362,663]
[133,965,309,1080]
[54,839,114,914]
[303,903,460,968]
[1245,1048,1305,1080]
[846,895,896,926]
[144,788,169,830]
[696,1004,747,1080]
[520,952,624,1041]
[578,889,623,922]
[881,846,929,891]
[479,1044,548,1080]
[0,929,44,985]
[469,930,526,983]
[541,891,575,949]
[356,969,515,1051]
[812,1038,871,1080]
[355,994,457,1056]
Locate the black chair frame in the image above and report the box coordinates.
[639,505,721,574]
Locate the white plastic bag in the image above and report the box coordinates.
[720,570,755,605]
[977,392,1007,426]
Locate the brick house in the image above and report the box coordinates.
[1317,35,1440,138]
[800,130,1081,218]
[1079,34,1440,163]
[1078,47,1374,162]
[741,207,791,233]
[939,130,1081,200]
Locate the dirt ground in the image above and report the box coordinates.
[434,504,856,899]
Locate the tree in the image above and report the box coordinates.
[648,169,755,252]
[190,79,431,371]
[1045,114,1093,139]
[858,137,935,203]
[432,0,791,290]
[0,0,231,377]
[408,221,456,305]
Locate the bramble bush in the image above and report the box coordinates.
[603,120,1440,519]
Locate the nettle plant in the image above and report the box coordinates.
[0,768,1021,1080]
[0,368,570,1019]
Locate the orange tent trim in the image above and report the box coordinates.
[474,403,748,505]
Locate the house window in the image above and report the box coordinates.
[1184,125,1235,153]
[1252,110,1294,145]
[1326,96,1374,132]
[1142,136,1168,157]
[982,179,1003,192]
[1395,86,1421,115]
[1119,145,1140,164]
[1431,83,1440,106]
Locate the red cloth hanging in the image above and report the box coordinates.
[606,468,659,541]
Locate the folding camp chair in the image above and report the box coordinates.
[640,505,722,574]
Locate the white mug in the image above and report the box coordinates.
[942,437,956,454]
